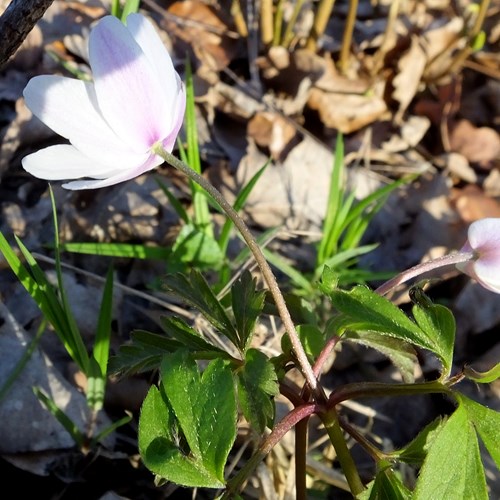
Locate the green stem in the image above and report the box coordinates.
[319,409,365,495]
[328,380,452,407]
[153,146,322,399]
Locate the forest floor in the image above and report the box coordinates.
[0,0,499,498]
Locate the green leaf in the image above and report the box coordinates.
[163,270,239,346]
[169,224,223,270]
[318,133,345,263]
[343,331,417,383]
[262,247,313,293]
[139,351,236,487]
[414,404,488,500]
[410,288,455,376]
[0,229,89,372]
[463,362,500,384]
[160,316,226,354]
[62,241,171,260]
[281,324,325,362]
[33,387,85,449]
[120,0,140,21]
[183,57,212,235]
[231,271,266,351]
[237,349,278,433]
[459,394,500,470]
[109,330,183,376]
[328,285,436,353]
[87,266,114,410]
[389,417,445,464]
[358,465,411,500]
[218,161,269,256]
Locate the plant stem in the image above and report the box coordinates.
[374,251,474,297]
[222,403,319,498]
[339,0,358,74]
[260,0,274,45]
[306,0,337,51]
[328,380,452,407]
[319,409,365,495]
[154,147,322,398]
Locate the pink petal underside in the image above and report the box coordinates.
[89,16,170,150]
[162,83,186,152]
[62,153,163,190]
[125,13,181,125]
[23,76,147,166]
[468,218,500,253]
[22,144,135,180]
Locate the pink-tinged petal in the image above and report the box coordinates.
[125,13,181,121]
[23,76,147,165]
[89,16,169,149]
[22,145,131,180]
[457,218,500,293]
[467,218,500,254]
[162,83,186,151]
[62,154,164,190]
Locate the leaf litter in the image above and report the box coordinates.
[0,0,499,497]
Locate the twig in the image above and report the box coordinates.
[0,0,55,69]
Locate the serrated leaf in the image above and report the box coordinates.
[163,270,238,346]
[411,301,455,377]
[231,271,266,352]
[108,330,184,376]
[458,394,500,470]
[237,349,278,433]
[358,465,411,500]
[414,404,488,500]
[329,286,437,355]
[463,362,500,384]
[344,331,417,383]
[160,316,226,354]
[160,351,237,485]
[390,417,445,464]
[139,385,222,488]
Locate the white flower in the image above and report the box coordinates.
[457,218,500,293]
[22,13,185,190]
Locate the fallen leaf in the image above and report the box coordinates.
[308,86,387,134]
[449,119,500,169]
[451,184,500,223]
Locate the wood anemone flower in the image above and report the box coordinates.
[22,13,185,190]
[457,218,500,294]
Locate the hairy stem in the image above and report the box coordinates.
[375,251,474,296]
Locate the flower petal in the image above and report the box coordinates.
[62,154,163,190]
[22,144,130,180]
[125,14,181,120]
[89,15,169,148]
[467,218,500,254]
[23,76,147,166]
[162,83,186,152]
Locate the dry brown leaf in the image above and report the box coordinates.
[247,112,298,161]
[167,0,238,71]
[308,87,387,134]
[392,35,427,123]
[451,184,500,223]
[449,119,500,169]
